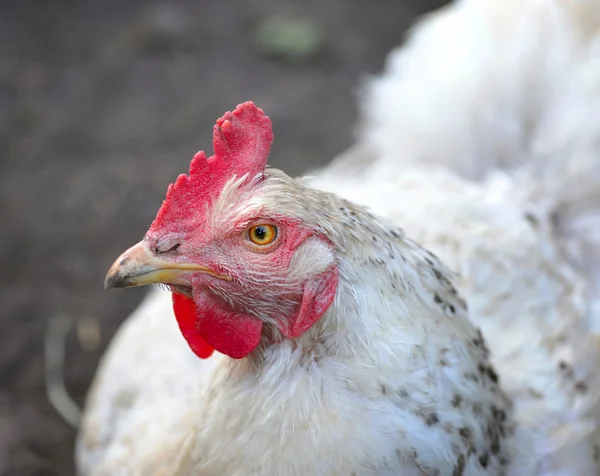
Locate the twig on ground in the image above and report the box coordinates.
[45,315,81,428]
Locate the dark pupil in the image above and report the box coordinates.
[254,226,267,240]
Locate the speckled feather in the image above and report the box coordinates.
[77,0,600,474]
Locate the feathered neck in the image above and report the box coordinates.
[199,199,515,474]
[241,203,480,372]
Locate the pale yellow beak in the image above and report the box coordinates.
[104,240,231,290]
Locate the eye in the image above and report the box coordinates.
[248,224,278,246]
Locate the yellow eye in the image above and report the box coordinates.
[248,224,278,246]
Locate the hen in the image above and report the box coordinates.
[77,0,600,474]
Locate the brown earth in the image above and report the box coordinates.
[0,1,447,474]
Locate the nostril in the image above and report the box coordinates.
[155,239,181,254]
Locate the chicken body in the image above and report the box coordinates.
[78,0,600,474]
[80,173,512,475]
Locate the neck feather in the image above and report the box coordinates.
[244,210,480,373]
[205,196,515,473]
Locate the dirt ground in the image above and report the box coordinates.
[0,1,447,474]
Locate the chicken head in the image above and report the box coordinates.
[104,102,339,360]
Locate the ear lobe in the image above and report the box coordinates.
[280,267,339,339]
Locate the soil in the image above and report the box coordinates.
[0,1,447,474]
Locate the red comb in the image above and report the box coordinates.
[149,101,273,232]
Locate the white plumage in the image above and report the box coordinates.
[77,0,600,474]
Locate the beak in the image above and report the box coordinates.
[104,240,231,290]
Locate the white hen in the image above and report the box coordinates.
[77,0,600,474]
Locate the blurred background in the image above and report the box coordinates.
[0,0,448,474]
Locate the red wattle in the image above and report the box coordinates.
[191,287,263,359]
[172,293,215,359]
[172,290,263,360]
